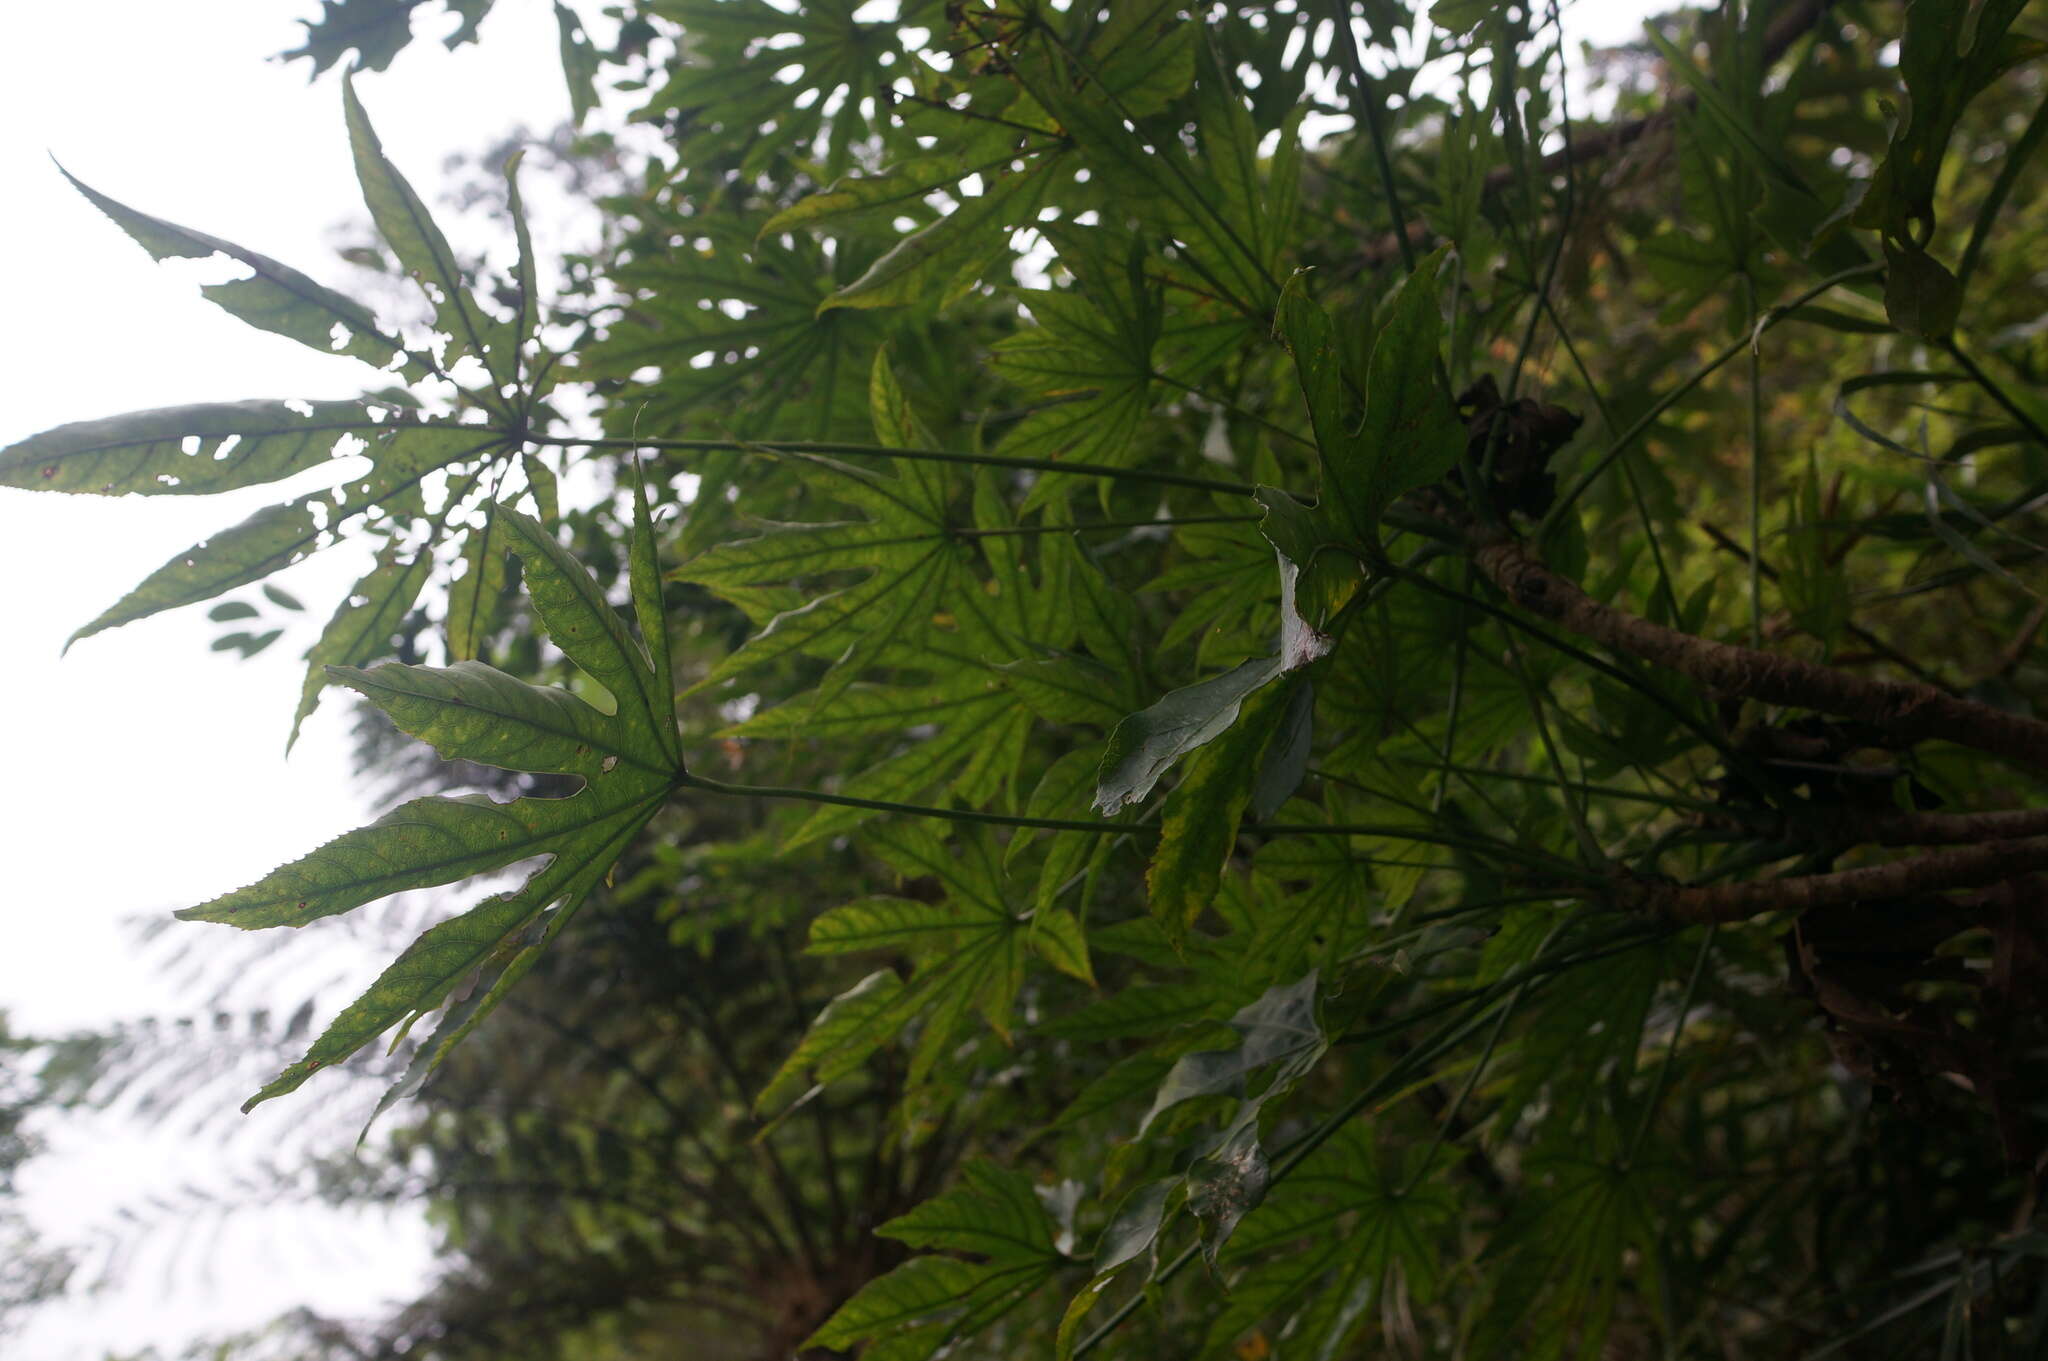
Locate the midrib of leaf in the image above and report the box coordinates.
[686,539,954,698]
[336,662,675,780]
[344,75,514,402]
[178,787,666,930]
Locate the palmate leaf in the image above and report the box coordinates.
[759,2,1203,321]
[175,485,680,1111]
[1476,1147,1674,1357]
[992,230,1161,503]
[3,89,560,733]
[588,219,885,441]
[764,824,1029,1106]
[676,357,1102,844]
[634,0,909,179]
[0,400,448,498]
[825,156,1062,311]
[1025,30,1298,320]
[1054,976,1331,1350]
[1243,832,1382,986]
[805,1162,1065,1359]
[283,0,497,74]
[1276,249,1464,547]
[1203,1124,1455,1359]
[674,456,972,714]
[1853,0,2043,240]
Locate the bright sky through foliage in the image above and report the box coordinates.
[0,4,588,1352]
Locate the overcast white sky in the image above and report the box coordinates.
[1,3,588,1353]
[0,1,1667,1354]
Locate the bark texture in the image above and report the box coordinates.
[1631,837,2048,924]
[1472,537,2048,772]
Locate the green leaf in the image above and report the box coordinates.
[445,509,507,663]
[626,457,676,751]
[633,0,904,179]
[806,1165,1061,1357]
[282,0,422,73]
[1013,747,1112,916]
[290,542,436,748]
[1031,906,1095,986]
[823,157,1060,312]
[879,1161,1060,1264]
[1054,1173,1183,1359]
[809,895,998,956]
[25,87,563,687]
[1251,678,1315,819]
[1208,1125,1455,1356]
[64,417,506,647]
[784,691,1030,850]
[1086,0,1199,117]
[1342,249,1463,543]
[1096,555,1330,814]
[505,150,539,365]
[763,147,1055,241]
[504,508,675,756]
[993,230,1164,504]
[1431,0,1499,34]
[58,169,417,376]
[238,835,615,1113]
[804,1254,1051,1358]
[996,656,1129,729]
[70,497,321,647]
[1883,240,1962,339]
[1147,677,1301,941]
[343,75,513,388]
[787,825,1028,1089]
[177,508,680,1108]
[1642,26,1817,199]
[1254,486,1348,569]
[755,968,906,1113]
[1035,47,1284,318]
[1044,1031,1217,1134]
[1854,0,2044,238]
[1096,1177,1180,1278]
[1274,271,1352,493]
[553,3,599,126]
[1245,833,1381,984]
[1096,656,1284,814]
[0,401,426,497]
[1046,979,1226,1044]
[589,219,884,441]
[676,456,978,716]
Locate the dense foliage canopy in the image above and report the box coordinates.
[14,0,2048,1356]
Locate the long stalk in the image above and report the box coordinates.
[549,435,1261,498]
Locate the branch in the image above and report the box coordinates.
[1472,535,2048,772]
[1631,836,2048,923]
[1798,806,2048,847]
